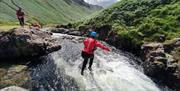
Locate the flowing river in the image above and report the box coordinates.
[28,33,161,91]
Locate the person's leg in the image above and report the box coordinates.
[81,58,88,75]
[18,18,24,27]
[18,18,22,26]
[88,54,94,71]
[21,17,25,27]
[81,52,89,75]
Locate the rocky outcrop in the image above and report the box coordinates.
[141,42,180,90]
[0,86,27,91]
[0,65,30,89]
[0,28,62,90]
[0,28,61,61]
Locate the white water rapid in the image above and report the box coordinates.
[51,34,160,91]
[29,33,161,91]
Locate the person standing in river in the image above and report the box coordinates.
[16,7,25,27]
[81,31,110,75]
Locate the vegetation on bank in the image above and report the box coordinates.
[0,0,101,25]
[77,0,180,54]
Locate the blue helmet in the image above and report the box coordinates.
[90,31,97,37]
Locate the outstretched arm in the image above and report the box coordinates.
[95,41,110,51]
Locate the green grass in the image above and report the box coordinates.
[77,0,180,51]
[0,0,101,25]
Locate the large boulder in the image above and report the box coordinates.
[141,43,164,59]
[0,86,27,91]
[141,42,180,90]
[0,28,61,60]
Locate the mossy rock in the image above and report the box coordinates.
[171,47,180,63]
[0,65,31,89]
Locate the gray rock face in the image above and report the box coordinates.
[0,86,27,91]
[0,28,61,60]
[142,42,180,90]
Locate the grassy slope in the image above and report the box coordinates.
[81,0,180,46]
[0,0,100,25]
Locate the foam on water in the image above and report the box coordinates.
[49,34,160,91]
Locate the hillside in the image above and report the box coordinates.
[0,0,101,25]
[79,0,180,52]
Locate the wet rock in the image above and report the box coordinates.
[142,43,164,51]
[149,50,166,58]
[0,28,61,60]
[0,65,30,89]
[0,86,27,91]
[50,28,70,34]
[143,58,166,76]
[141,43,164,59]
[154,57,167,64]
[68,31,81,36]
[141,42,180,90]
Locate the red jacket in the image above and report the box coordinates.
[82,37,110,54]
[16,10,25,18]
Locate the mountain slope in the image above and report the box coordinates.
[0,0,101,25]
[80,0,180,50]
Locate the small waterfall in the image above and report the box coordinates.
[29,33,161,91]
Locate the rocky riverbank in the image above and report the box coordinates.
[0,28,61,90]
[142,40,180,90]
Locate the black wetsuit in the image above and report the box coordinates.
[81,51,94,75]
